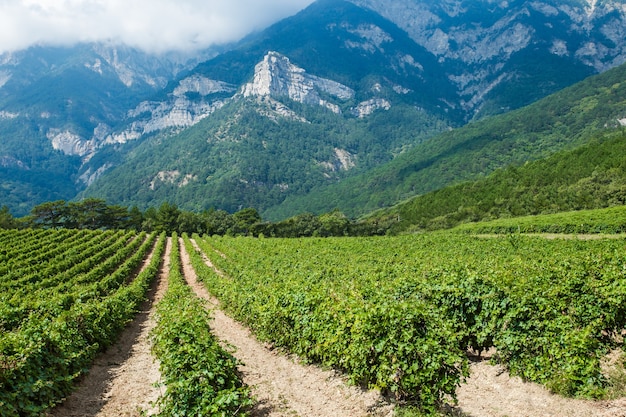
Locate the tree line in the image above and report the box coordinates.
[0,198,387,237]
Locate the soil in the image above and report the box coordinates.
[47,236,625,417]
[455,356,626,417]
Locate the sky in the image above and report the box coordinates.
[0,0,316,54]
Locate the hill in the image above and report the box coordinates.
[268,61,626,220]
[361,125,626,233]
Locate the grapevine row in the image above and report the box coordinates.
[0,231,148,332]
[150,235,253,416]
[0,230,123,288]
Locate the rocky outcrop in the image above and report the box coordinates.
[0,156,28,169]
[349,0,626,112]
[173,75,234,97]
[78,163,113,186]
[319,148,357,176]
[254,96,310,123]
[47,129,97,157]
[0,71,11,89]
[103,75,236,146]
[0,111,18,119]
[352,98,391,118]
[241,51,354,113]
[149,170,197,190]
[342,23,394,53]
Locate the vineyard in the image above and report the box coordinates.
[185,233,626,410]
[1,229,625,416]
[0,229,165,415]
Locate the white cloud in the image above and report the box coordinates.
[0,0,316,54]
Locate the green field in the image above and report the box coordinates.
[453,205,626,235]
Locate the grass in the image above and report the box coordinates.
[606,351,626,400]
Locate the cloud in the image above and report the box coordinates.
[0,0,316,54]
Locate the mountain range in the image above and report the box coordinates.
[1,0,625,218]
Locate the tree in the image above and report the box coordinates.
[154,202,181,235]
[126,206,144,231]
[0,206,17,229]
[273,213,321,237]
[177,211,204,235]
[232,208,262,235]
[318,209,349,236]
[104,204,132,229]
[31,200,68,229]
[202,209,234,236]
[67,198,109,229]
[142,207,158,232]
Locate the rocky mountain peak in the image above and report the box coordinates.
[241,51,354,113]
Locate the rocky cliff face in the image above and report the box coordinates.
[241,51,355,114]
[350,0,626,67]
[349,0,626,113]
[240,52,398,121]
[102,75,236,149]
[0,43,212,97]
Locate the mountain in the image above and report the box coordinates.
[0,43,219,215]
[81,0,626,218]
[77,0,470,212]
[79,49,451,213]
[269,60,626,220]
[350,0,626,118]
[2,0,626,217]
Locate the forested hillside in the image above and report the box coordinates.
[79,101,447,214]
[364,128,626,233]
[268,61,626,220]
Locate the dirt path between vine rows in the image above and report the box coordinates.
[48,237,172,417]
[179,238,394,417]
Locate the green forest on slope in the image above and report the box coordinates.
[80,101,449,214]
[363,128,626,233]
[266,62,626,220]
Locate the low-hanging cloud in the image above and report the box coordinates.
[0,0,316,54]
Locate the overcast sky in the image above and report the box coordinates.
[0,0,316,54]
